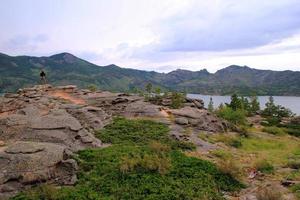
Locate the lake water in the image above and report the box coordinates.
[188,94,300,116]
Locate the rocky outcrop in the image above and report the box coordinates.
[170,107,227,132]
[0,85,104,198]
[0,84,227,199]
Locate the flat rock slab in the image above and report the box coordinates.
[5,142,45,154]
[30,109,82,131]
[170,107,208,119]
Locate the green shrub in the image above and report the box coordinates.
[97,117,196,151]
[96,117,170,145]
[262,126,286,135]
[170,92,185,109]
[255,160,274,174]
[217,106,246,125]
[87,84,97,92]
[286,160,300,169]
[228,138,242,148]
[265,117,281,126]
[237,125,250,138]
[286,128,300,137]
[291,183,300,198]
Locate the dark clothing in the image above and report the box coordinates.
[40,71,47,84]
[40,71,46,77]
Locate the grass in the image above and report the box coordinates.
[239,135,300,167]
[96,117,196,151]
[12,117,243,200]
[211,150,242,179]
[198,133,242,148]
[262,126,286,135]
[254,160,274,174]
[256,184,283,200]
[290,183,300,199]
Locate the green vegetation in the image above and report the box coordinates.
[216,93,261,127]
[254,160,274,174]
[208,97,214,112]
[280,121,300,137]
[217,106,247,125]
[145,83,152,93]
[170,92,185,109]
[207,134,242,148]
[87,84,97,92]
[291,183,300,199]
[262,96,294,125]
[226,94,260,116]
[96,117,170,145]
[262,126,286,135]
[12,117,242,200]
[239,135,300,166]
[211,150,242,179]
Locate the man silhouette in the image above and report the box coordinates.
[40,70,47,84]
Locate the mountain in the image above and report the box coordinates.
[0,52,300,96]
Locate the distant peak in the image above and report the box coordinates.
[49,52,80,64]
[50,52,76,58]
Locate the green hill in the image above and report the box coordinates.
[0,52,299,96]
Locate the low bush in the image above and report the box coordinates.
[87,84,97,92]
[217,157,242,179]
[119,152,171,175]
[96,117,170,145]
[212,134,242,148]
[256,185,283,200]
[237,125,250,138]
[228,138,242,148]
[255,160,274,174]
[286,128,300,137]
[291,183,300,199]
[97,117,196,151]
[286,160,300,169]
[170,92,185,109]
[262,126,286,135]
[216,106,247,125]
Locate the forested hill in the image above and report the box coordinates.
[0,52,299,96]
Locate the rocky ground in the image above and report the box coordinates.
[0,85,226,199]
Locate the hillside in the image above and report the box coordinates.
[0,52,299,96]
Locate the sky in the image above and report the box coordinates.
[0,0,300,72]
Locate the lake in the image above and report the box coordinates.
[188,94,300,116]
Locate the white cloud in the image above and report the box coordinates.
[0,0,299,72]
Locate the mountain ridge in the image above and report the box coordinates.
[0,52,299,96]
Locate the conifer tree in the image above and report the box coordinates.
[208,97,214,112]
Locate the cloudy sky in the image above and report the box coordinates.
[1,0,300,72]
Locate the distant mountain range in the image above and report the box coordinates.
[0,52,299,96]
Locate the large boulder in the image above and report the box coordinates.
[0,141,76,199]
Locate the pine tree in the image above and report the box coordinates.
[145,83,152,93]
[208,97,214,112]
[250,95,260,115]
[264,96,276,116]
[228,94,242,111]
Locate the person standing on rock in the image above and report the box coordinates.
[40,70,47,84]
